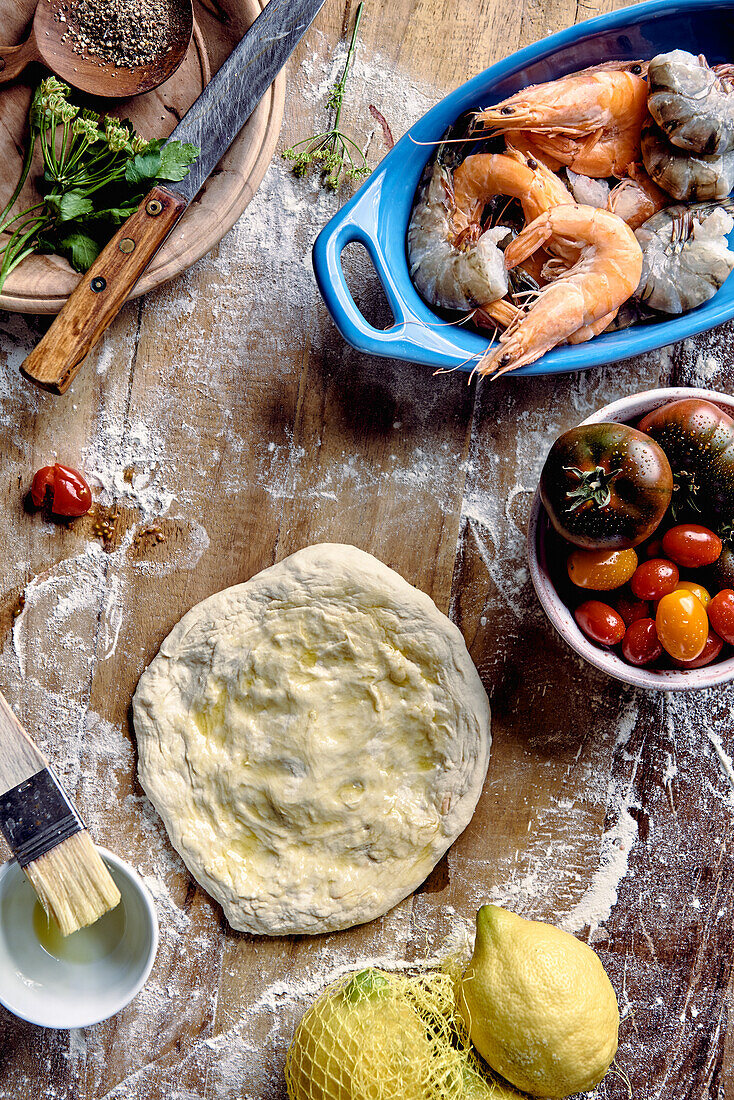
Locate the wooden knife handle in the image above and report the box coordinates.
[21,185,187,395]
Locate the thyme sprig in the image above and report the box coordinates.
[283,2,370,190]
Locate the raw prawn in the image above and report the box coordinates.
[407,161,510,310]
[607,164,670,230]
[477,205,643,377]
[565,169,611,209]
[641,117,734,200]
[648,50,734,155]
[452,149,574,234]
[408,150,572,312]
[634,201,734,313]
[472,62,649,177]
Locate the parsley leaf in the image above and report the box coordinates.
[0,77,200,292]
[158,142,200,181]
[55,231,101,271]
[46,190,95,222]
[86,205,140,224]
[125,151,162,186]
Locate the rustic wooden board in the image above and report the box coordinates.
[0,0,732,1098]
[0,0,284,313]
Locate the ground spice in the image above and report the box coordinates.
[58,0,184,69]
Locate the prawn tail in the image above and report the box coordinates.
[503,213,553,269]
[475,298,523,330]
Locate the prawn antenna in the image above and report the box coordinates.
[469,338,500,382]
[407,134,489,147]
[433,335,501,380]
[414,309,481,329]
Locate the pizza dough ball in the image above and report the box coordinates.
[133,544,490,935]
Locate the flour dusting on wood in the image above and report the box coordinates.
[0,15,733,1100]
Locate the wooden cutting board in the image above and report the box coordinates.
[0,0,284,314]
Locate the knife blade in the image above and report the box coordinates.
[21,0,327,394]
[170,0,325,204]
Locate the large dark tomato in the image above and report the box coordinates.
[540,423,673,550]
[638,399,734,537]
[710,545,734,589]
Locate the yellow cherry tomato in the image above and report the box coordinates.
[567,548,638,591]
[656,590,708,661]
[674,581,711,609]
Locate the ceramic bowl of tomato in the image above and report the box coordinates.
[528,387,734,690]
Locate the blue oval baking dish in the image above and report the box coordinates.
[312,0,734,376]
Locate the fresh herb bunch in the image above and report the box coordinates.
[0,77,199,293]
[283,2,369,190]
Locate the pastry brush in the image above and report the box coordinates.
[0,690,120,936]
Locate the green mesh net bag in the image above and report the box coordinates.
[284,966,524,1100]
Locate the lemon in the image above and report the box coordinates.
[285,968,465,1100]
[457,905,619,1099]
[462,1063,526,1100]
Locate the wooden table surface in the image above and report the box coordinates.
[0,0,733,1097]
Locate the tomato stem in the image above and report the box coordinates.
[562,464,623,513]
[670,469,703,520]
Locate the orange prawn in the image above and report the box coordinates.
[607,163,670,229]
[408,150,576,313]
[477,205,643,377]
[473,62,650,177]
[452,148,577,314]
[451,148,574,235]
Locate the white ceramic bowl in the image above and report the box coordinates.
[528,387,734,691]
[0,847,158,1028]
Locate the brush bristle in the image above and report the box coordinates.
[23,831,121,937]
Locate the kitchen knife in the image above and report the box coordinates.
[21,0,327,394]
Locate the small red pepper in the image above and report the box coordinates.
[30,463,92,517]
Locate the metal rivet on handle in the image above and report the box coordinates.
[90,277,107,293]
[145,200,163,216]
[119,238,136,254]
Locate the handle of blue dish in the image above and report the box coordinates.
[313,214,410,349]
[313,189,489,369]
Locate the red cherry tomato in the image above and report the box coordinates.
[644,538,664,559]
[708,589,734,645]
[670,630,724,669]
[615,591,651,626]
[567,548,638,590]
[656,590,709,661]
[622,618,663,666]
[574,600,626,646]
[661,524,723,569]
[30,463,92,517]
[630,558,679,601]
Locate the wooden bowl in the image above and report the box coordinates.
[4,0,194,98]
[0,0,284,313]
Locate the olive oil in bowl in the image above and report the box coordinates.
[32,899,126,964]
